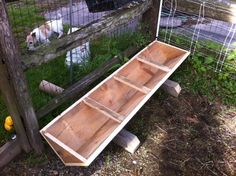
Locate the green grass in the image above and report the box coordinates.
[7,0,45,48]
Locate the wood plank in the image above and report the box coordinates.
[113,75,151,94]
[83,97,123,123]
[43,134,83,165]
[0,138,22,168]
[161,79,181,97]
[113,129,140,154]
[75,119,118,159]
[136,56,171,72]
[21,0,152,70]
[44,132,87,163]
[38,80,140,155]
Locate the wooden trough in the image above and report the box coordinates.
[40,40,190,166]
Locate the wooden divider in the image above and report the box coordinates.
[136,57,171,72]
[83,97,124,123]
[113,75,151,94]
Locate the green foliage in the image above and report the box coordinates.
[166,32,236,105]
[76,32,150,77]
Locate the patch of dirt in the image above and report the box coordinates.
[1,91,236,176]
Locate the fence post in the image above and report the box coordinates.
[0,0,44,153]
[142,0,160,39]
[0,63,31,153]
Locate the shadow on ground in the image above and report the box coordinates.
[1,91,236,176]
[99,91,236,176]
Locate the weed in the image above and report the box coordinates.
[165,32,236,105]
[24,152,48,167]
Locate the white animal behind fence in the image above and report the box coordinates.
[65,27,90,67]
[26,14,63,50]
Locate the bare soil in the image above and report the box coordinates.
[1,90,236,176]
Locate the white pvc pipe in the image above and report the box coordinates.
[156,0,163,38]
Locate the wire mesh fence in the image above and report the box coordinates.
[158,0,236,79]
[5,0,236,120]
[5,0,146,115]
[6,0,141,49]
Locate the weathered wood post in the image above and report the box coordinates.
[0,62,31,153]
[142,0,161,39]
[0,0,44,153]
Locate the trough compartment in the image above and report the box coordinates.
[40,40,190,166]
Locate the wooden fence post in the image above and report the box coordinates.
[0,62,31,152]
[142,0,160,39]
[0,0,44,153]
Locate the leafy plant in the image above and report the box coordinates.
[160,29,236,105]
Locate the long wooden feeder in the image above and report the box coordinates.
[40,40,190,166]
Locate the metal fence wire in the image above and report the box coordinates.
[7,0,140,48]
[5,0,143,111]
[159,0,236,79]
[5,0,236,112]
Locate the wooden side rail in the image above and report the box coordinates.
[44,132,87,163]
[113,75,151,94]
[83,97,124,123]
[136,57,171,72]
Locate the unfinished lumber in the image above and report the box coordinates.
[83,97,124,123]
[136,57,171,72]
[113,75,151,94]
[161,79,182,97]
[113,129,140,154]
[39,80,140,154]
[40,40,190,166]
[44,132,87,163]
